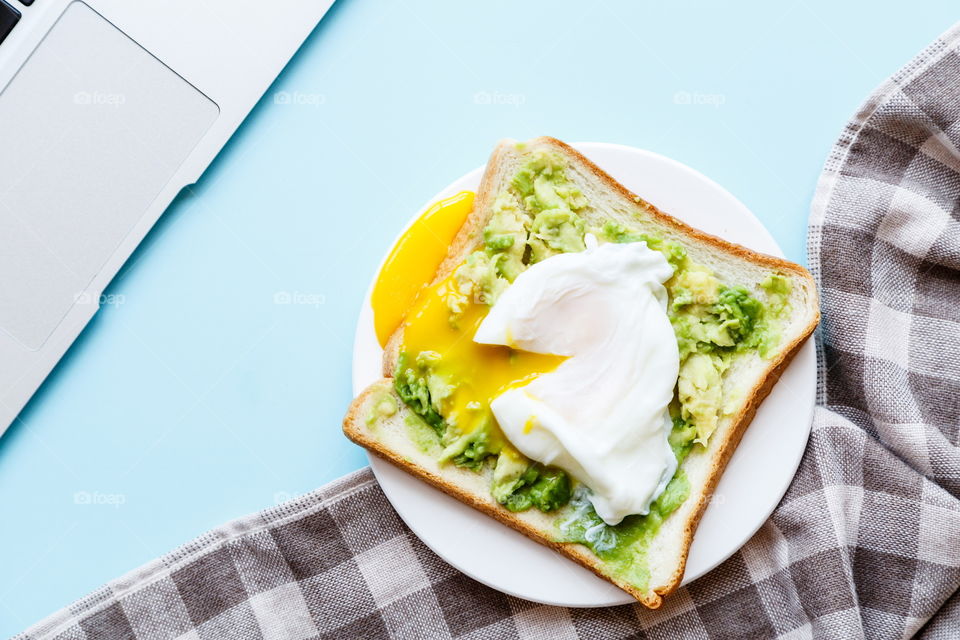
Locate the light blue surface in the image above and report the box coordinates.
[0,0,956,632]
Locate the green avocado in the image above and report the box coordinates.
[397,344,573,513]
[671,265,720,310]
[522,467,571,512]
[761,273,791,317]
[677,353,725,444]
[366,392,398,427]
[440,424,493,470]
[713,286,763,344]
[482,193,528,282]
[510,152,590,263]
[491,451,571,512]
[511,150,587,212]
[394,353,445,435]
[599,220,643,244]
[491,450,531,503]
[451,251,507,310]
[457,151,589,301]
[405,413,440,453]
[668,416,699,460]
[528,208,586,261]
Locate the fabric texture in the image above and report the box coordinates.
[15,25,960,640]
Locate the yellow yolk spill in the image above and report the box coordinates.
[401,274,565,445]
[523,415,537,434]
[372,191,475,347]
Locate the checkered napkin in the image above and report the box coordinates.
[16,27,960,640]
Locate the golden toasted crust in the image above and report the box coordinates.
[363,136,820,606]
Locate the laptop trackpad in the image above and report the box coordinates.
[0,2,218,349]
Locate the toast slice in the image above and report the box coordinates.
[344,137,819,607]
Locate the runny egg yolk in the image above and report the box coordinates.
[401,274,565,440]
[371,191,565,445]
[372,191,475,347]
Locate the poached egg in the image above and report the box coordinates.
[474,238,680,525]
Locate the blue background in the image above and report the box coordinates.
[1,0,956,632]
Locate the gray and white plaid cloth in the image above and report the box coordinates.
[15,25,960,640]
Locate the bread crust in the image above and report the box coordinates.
[358,137,820,607]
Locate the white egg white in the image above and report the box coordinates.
[474,239,679,525]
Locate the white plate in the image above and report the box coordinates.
[351,142,815,607]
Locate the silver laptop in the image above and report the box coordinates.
[0,0,335,434]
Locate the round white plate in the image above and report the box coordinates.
[351,142,815,607]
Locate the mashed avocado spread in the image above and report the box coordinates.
[392,149,791,579]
